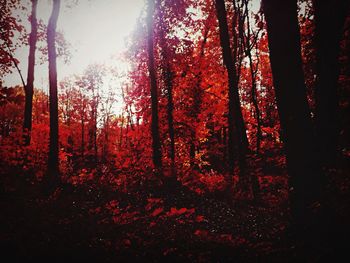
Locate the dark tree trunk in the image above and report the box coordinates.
[262,0,322,231]
[233,1,249,152]
[158,6,175,172]
[244,2,262,154]
[94,112,98,161]
[215,0,248,178]
[88,101,98,163]
[147,0,162,170]
[23,0,38,145]
[119,115,124,148]
[313,1,350,255]
[314,0,350,168]
[222,126,227,164]
[251,68,262,154]
[88,125,93,152]
[81,114,84,160]
[47,0,60,179]
[67,134,73,163]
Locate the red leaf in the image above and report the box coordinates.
[195,215,205,222]
[151,207,163,217]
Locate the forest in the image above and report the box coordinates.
[1,0,350,261]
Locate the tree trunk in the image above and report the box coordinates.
[215,0,248,178]
[313,0,350,255]
[233,0,249,152]
[262,0,322,232]
[147,0,162,170]
[81,97,85,161]
[251,69,262,154]
[158,7,175,172]
[244,3,262,154]
[314,0,350,168]
[23,0,38,145]
[81,113,84,160]
[119,115,124,149]
[94,111,98,161]
[47,0,60,179]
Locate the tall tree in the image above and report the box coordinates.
[242,0,262,154]
[81,64,105,163]
[0,0,26,80]
[147,0,162,170]
[157,1,175,173]
[314,0,350,167]
[231,0,249,151]
[215,0,248,181]
[23,0,38,145]
[47,0,61,178]
[262,0,322,230]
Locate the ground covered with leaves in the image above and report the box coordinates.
[1,159,349,263]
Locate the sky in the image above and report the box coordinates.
[3,0,145,89]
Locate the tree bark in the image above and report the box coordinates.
[250,61,262,154]
[215,0,248,178]
[23,0,38,145]
[47,0,60,178]
[314,0,350,168]
[94,110,98,161]
[233,0,249,151]
[244,1,262,154]
[80,95,85,161]
[81,113,84,160]
[147,0,162,170]
[158,6,175,172]
[262,0,322,230]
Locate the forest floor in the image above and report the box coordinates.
[1,157,350,262]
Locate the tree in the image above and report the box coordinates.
[0,0,26,79]
[80,64,105,163]
[0,84,24,137]
[242,0,262,154]
[47,0,61,179]
[147,0,162,171]
[100,83,117,162]
[230,0,249,151]
[314,0,350,168]
[157,0,175,174]
[262,0,322,230]
[1,2,69,147]
[23,0,38,145]
[74,79,88,161]
[215,0,249,189]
